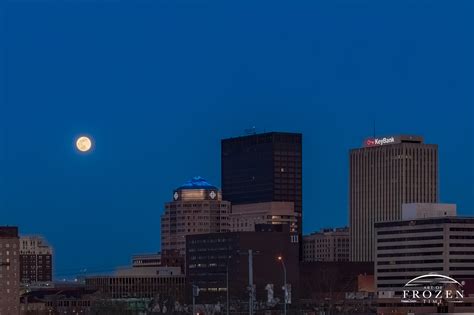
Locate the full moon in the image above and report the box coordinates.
[76,136,92,152]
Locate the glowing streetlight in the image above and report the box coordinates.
[277,256,287,315]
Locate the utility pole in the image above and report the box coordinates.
[248,249,254,315]
[226,262,230,315]
[192,285,199,315]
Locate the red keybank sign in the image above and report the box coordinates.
[364,136,396,147]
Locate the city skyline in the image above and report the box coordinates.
[1,0,473,276]
[2,129,472,276]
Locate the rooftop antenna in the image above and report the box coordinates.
[373,119,376,138]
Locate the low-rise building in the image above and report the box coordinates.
[132,253,161,268]
[85,274,185,301]
[375,204,474,314]
[186,224,299,307]
[116,265,181,277]
[86,259,185,304]
[298,261,375,313]
[375,204,466,297]
[20,285,97,314]
[20,235,53,285]
[302,227,349,262]
[230,201,300,233]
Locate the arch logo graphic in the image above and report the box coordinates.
[401,274,465,304]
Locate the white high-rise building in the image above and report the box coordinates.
[350,135,438,262]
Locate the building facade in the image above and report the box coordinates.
[374,208,474,315]
[375,217,474,296]
[161,176,230,269]
[230,201,300,232]
[299,261,374,311]
[20,286,98,314]
[19,235,53,284]
[132,253,161,268]
[349,135,438,262]
[302,227,350,262]
[186,224,299,307]
[221,132,303,252]
[0,227,20,314]
[85,274,185,301]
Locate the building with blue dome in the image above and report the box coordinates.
[160,176,230,270]
[171,176,222,202]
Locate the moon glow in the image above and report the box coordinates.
[76,136,92,152]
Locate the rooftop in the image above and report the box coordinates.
[176,176,218,190]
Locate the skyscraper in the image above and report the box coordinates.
[349,135,438,262]
[161,176,230,270]
[221,132,303,242]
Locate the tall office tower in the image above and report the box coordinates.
[221,132,303,244]
[0,227,20,313]
[349,135,438,262]
[161,176,230,270]
[19,235,53,284]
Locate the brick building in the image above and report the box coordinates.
[302,227,350,262]
[20,235,53,284]
[186,224,299,308]
[0,226,20,314]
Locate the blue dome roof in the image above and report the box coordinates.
[177,176,217,190]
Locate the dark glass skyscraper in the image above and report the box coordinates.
[221,132,303,243]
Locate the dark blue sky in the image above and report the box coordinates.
[1,0,473,277]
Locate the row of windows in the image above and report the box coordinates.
[88,277,184,285]
[166,205,229,210]
[377,259,443,265]
[46,301,91,307]
[378,243,443,250]
[188,247,231,253]
[450,235,474,239]
[450,251,474,255]
[377,251,442,258]
[189,238,232,244]
[0,244,17,249]
[378,235,443,243]
[189,263,224,269]
[450,227,474,232]
[378,267,443,273]
[450,267,474,271]
[451,243,474,247]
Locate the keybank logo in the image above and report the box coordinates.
[365,137,395,147]
[401,274,465,304]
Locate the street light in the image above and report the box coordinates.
[277,256,287,315]
[226,255,230,315]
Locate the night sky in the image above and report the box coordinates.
[1,0,473,277]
